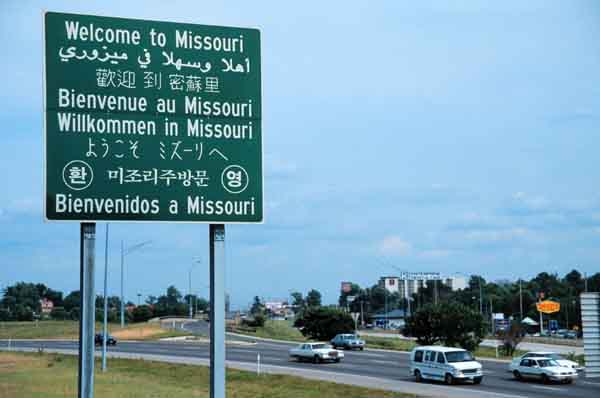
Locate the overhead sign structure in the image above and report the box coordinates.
[44,12,262,223]
[536,300,560,314]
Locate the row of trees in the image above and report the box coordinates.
[339,270,599,330]
[0,282,208,323]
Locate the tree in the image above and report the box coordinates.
[250,296,265,315]
[290,292,305,313]
[404,302,485,351]
[294,307,354,341]
[132,305,154,322]
[63,291,81,312]
[306,289,322,308]
[499,320,524,357]
[403,303,443,345]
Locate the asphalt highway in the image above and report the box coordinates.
[2,324,599,398]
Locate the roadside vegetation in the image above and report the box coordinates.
[0,352,416,398]
[0,320,188,341]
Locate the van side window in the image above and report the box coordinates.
[414,350,423,363]
[424,351,434,362]
[437,353,445,363]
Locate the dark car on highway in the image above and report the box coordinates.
[94,333,117,346]
[330,334,365,350]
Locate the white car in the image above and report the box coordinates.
[289,342,344,363]
[409,346,483,385]
[512,351,584,373]
[509,357,577,384]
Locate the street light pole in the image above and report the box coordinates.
[189,267,193,319]
[120,240,151,328]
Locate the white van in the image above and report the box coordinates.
[409,346,483,385]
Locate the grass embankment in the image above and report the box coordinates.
[0,352,415,398]
[0,321,188,341]
[231,320,307,342]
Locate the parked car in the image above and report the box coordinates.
[509,357,577,384]
[564,331,578,340]
[289,343,344,363]
[330,334,365,350]
[94,333,117,346]
[409,346,483,385]
[512,352,584,373]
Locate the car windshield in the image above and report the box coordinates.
[537,359,559,368]
[312,344,326,349]
[445,351,474,363]
[344,335,357,340]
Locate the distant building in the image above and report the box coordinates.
[40,298,54,314]
[379,273,466,299]
[372,309,406,329]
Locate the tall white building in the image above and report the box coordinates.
[379,273,466,299]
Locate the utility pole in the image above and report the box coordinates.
[585,272,588,292]
[360,299,364,328]
[490,298,494,335]
[480,278,484,315]
[519,279,523,321]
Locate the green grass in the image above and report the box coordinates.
[0,321,189,341]
[0,351,416,398]
[231,320,308,342]
[363,336,417,351]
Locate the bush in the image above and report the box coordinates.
[243,313,266,328]
[294,307,354,341]
[50,307,68,320]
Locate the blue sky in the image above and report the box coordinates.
[1,1,600,309]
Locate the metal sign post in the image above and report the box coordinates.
[78,222,96,398]
[210,224,226,398]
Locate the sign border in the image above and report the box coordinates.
[42,10,264,224]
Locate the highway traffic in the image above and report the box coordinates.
[2,322,599,398]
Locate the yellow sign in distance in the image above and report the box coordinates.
[536,300,560,314]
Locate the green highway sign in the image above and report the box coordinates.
[44,12,262,222]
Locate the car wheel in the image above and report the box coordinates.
[473,377,482,385]
[445,373,455,385]
[313,355,320,364]
[415,370,422,383]
[334,358,340,363]
[513,370,522,381]
[541,374,550,384]
[359,347,364,351]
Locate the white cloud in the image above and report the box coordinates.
[378,236,412,256]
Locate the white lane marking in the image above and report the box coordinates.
[529,385,563,392]
[582,380,600,386]
[350,352,388,359]
[371,359,400,365]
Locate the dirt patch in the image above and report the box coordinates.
[112,326,163,340]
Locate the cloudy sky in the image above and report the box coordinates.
[1,1,600,308]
